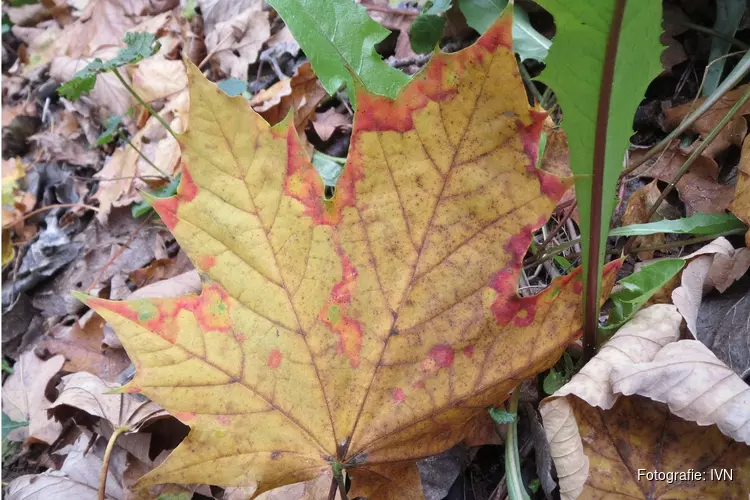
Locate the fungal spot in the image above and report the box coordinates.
[429,344,455,368]
[390,327,399,336]
[463,345,474,357]
[393,388,406,403]
[271,451,282,460]
[216,415,231,425]
[267,348,282,369]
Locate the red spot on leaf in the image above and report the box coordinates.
[412,380,425,389]
[151,166,199,230]
[125,384,141,394]
[197,255,216,270]
[193,284,232,332]
[516,110,569,202]
[477,9,513,51]
[319,235,363,368]
[463,345,474,357]
[216,415,231,425]
[429,344,455,367]
[267,348,282,369]
[174,411,195,422]
[393,388,406,403]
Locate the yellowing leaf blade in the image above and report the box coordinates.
[78,10,614,496]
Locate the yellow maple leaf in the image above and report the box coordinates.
[76,10,617,498]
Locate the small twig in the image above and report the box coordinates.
[85,213,153,293]
[676,20,750,50]
[695,50,748,98]
[518,62,544,105]
[3,203,100,228]
[199,31,235,69]
[628,227,746,254]
[533,201,577,258]
[623,84,750,253]
[621,49,750,177]
[112,68,177,139]
[99,425,130,500]
[327,477,338,500]
[123,136,172,180]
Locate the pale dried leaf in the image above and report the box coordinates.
[1,351,64,444]
[539,397,587,500]
[131,58,188,103]
[611,340,750,444]
[204,3,269,79]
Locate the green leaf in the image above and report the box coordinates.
[182,0,197,21]
[529,478,541,494]
[58,32,160,101]
[265,0,410,103]
[543,368,566,395]
[217,78,249,97]
[2,413,27,440]
[96,115,124,146]
[601,258,685,333]
[311,150,345,186]
[410,0,451,54]
[553,255,573,272]
[458,0,550,61]
[132,173,182,219]
[1,359,13,374]
[703,0,746,96]
[535,0,663,325]
[609,213,747,237]
[488,407,517,424]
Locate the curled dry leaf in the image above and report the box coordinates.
[621,180,665,260]
[76,11,622,497]
[49,371,168,431]
[204,1,270,79]
[250,62,328,131]
[729,134,750,247]
[312,108,352,142]
[672,237,750,335]
[631,142,734,215]
[1,350,64,444]
[541,305,750,499]
[663,84,750,158]
[37,310,132,382]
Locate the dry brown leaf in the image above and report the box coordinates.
[729,134,750,247]
[612,340,750,443]
[631,142,734,214]
[250,61,327,131]
[672,237,750,334]
[197,0,256,33]
[204,1,269,79]
[312,108,352,141]
[49,371,168,431]
[349,463,425,500]
[6,433,125,499]
[663,84,750,158]
[36,310,132,382]
[541,305,750,499]
[11,22,64,74]
[1,350,64,444]
[621,180,665,260]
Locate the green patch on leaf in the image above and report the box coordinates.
[132,173,182,219]
[58,32,160,100]
[488,406,517,424]
[218,78,250,97]
[609,212,747,237]
[96,115,124,146]
[601,258,685,335]
[2,413,27,440]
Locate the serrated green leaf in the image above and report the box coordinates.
[458,0,550,61]
[2,413,27,440]
[609,213,747,237]
[536,0,663,325]
[96,115,124,145]
[58,32,159,101]
[265,0,410,104]
[217,78,249,97]
[489,407,517,424]
[601,258,684,334]
[410,15,446,54]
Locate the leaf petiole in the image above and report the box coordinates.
[111,67,177,139]
[99,425,130,500]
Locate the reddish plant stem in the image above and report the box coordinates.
[3,203,101,229]
[584,0,627,362]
